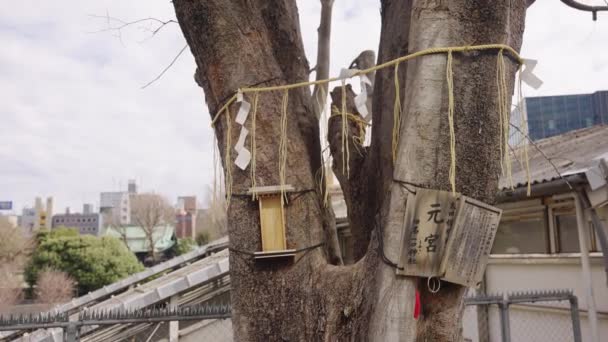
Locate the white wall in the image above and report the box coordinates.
[464,256,608,342]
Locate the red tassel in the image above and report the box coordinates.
[413,289,421,319]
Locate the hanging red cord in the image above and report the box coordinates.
[413,289,421,319]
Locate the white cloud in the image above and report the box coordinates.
[0,1,606,213]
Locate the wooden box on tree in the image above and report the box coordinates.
[247,185,296,260]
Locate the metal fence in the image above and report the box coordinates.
[0,304,231,342]
[463,289,582,342]
[2,290,581,342]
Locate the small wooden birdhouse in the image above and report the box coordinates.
[248,185,296,260]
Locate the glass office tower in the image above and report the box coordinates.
[524,90,608,141]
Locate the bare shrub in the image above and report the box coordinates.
[35,269,75,304]
[0,265,23,310]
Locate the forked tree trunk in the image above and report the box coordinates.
[173,0,530,340]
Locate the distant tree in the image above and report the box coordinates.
[35,269,75,304]
[101,212,130,250]
[38,226,79,239]
[130,193,175,261]
[0,215,33,268]
[0,216,32,309]
[172,238,196,256]
[196,189,227,241]
[25,232,144,294]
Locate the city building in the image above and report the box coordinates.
[100,191,131,226]
[514,90,608,142]
[176,196,197,239]
[100,180,139,226]
[128,179,138,195]
[177,196,197,213]
[19,207,37,233]
[18,196,53,234]
[0,213,19,227]
[52,205,104,236]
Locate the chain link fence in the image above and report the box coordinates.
[463,289,582,342]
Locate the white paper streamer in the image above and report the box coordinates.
[338,68,359,80]
[235,127,249,153]
[235,148,251,170]
[521,59,543,90]
[235,100,250,125]
[354,74,372,118]
[232,90,251,169]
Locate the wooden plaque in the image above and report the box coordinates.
[397,188,460,277]
[439,197,502,287]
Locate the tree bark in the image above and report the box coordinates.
[174,1,344,340]
[369,1,529,340]
[172,0,531,340]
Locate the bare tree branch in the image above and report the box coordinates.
[311,0,334,119]
[141,44,188,89]
[35,269,75,304]
[89,12,185,89]
[88,13,178,38]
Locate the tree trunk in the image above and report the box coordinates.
[147,231,157,262]
[172,0,530,340]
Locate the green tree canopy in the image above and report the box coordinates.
[25,230,144,294]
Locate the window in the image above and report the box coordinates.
[492,212,549,254]
[491,198,603,256]
[554,211,580,253]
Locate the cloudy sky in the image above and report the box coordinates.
[1,0,607,213]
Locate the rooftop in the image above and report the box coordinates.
[500,124,608,190]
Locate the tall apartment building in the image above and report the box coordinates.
[515,90,608,142]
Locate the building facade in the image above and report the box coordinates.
[175,211,195,239]
[176,196,197,239]
[52,205,103,236]
[523,90,608,141]
[100,191,131,226]
[460,126,608,342]
[19,196,53,234]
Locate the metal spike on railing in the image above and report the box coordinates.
[1,303,231,331]
[0,311,69,327]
